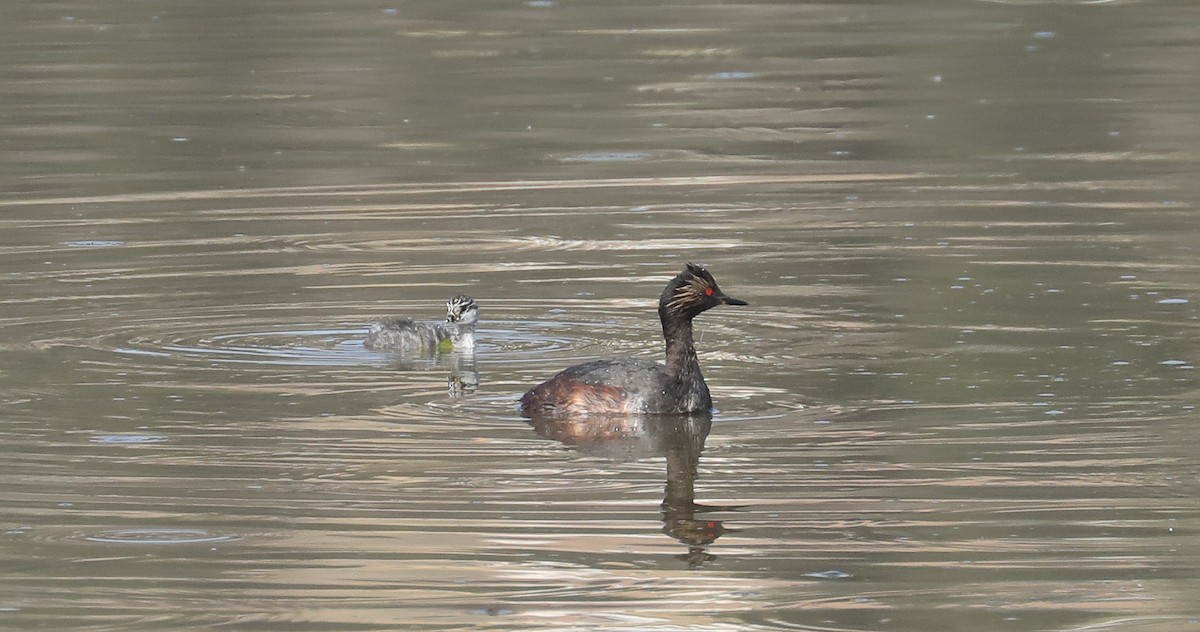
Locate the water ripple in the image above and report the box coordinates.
[83,529,239,545]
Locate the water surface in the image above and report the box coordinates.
[2,1,1199,630]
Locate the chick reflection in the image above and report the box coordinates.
[445,353,478,397]
[381,353,477,397]
[526,411,733,568]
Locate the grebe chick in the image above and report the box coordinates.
[520,264,747,417]
[365,295,478,352]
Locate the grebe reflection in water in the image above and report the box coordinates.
[525,410,736,568]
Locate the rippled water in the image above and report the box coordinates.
[3,1,1200,631]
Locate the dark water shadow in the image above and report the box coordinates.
[526,411,738,568]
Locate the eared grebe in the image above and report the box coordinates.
[520,264,747,416]
[364,295,478,352]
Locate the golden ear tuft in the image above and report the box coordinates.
[665,269,714,313]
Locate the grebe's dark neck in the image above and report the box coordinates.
[661,312,701,381]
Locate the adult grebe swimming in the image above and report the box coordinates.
[520,264,747,416]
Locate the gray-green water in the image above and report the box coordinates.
[2,1,1198,630]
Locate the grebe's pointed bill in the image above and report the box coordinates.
[720,293,749,306]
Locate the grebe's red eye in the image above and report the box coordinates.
[705,287,714,296]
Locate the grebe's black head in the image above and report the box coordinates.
[659,263,748,320]
[445,295,478,325]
